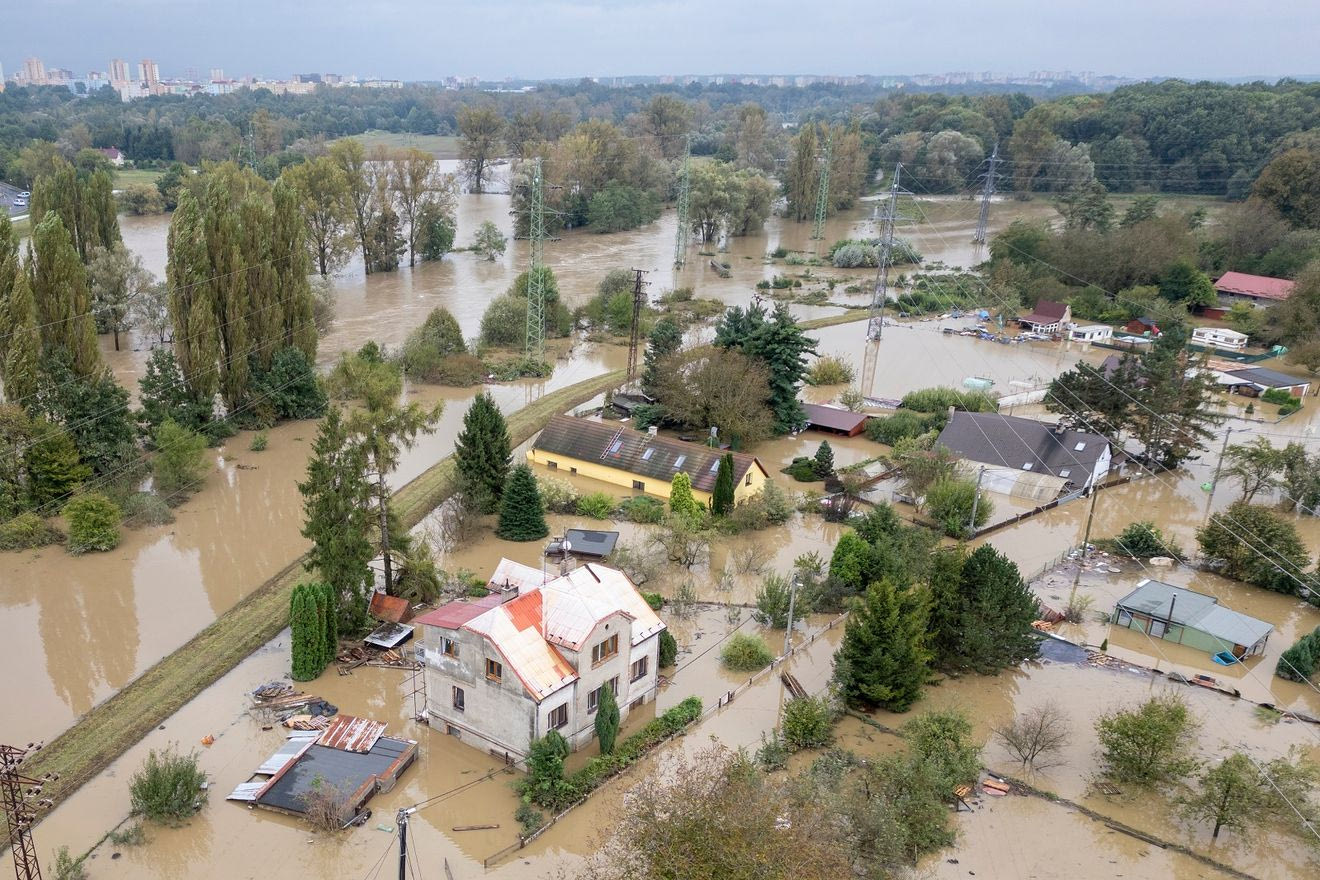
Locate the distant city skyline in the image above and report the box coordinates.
[3,1,1318,83]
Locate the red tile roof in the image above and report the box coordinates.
[413,592,503,629]
[369,592,412,623]
[1214,271,1295,302]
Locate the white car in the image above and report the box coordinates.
[12,198,27,208]
[18,191,30,198]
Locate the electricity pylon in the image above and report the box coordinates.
[673,135,691,268]
[524,157,546,358]
[811,132,832,253]
[971,143,1000,263]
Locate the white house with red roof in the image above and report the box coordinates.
[415,558,665,761]
[1213,271,1295,309]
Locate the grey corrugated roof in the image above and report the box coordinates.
[1115,579,1273,648]
[561,528,619,558]
[935,412,1108,481]
[1226,367,1307,388]
[256,737,414,814]
[533,415,764,492]
[1115,580,1218,625]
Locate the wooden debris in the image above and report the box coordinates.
[780,672,807,699]
[452,824,500,832]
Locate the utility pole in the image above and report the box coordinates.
[967,465,986,538]
[3,743,51,880]
[1204,426,1233,521]
[524,157,547,359]
[866,164,903,342]
[811,132,832,254]
[782,577,799,656]
[971,143,999,261]
[673,134,691,269]
[625,269,648,384]
[1068,484,1100,607]
[396,806,415,880]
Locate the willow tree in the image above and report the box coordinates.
[29,214,99,378]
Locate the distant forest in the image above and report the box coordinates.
[2,78,1318,198]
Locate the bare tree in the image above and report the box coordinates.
[607,541,662,588]
[994,702,1071,770]
[299,777,352,832]
[650,515,710,570]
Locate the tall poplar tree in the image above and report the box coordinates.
[784,123,819,221]
[453,392,512,514]
[272,178,317,359]
[2,271,40,406]
[238,195,279,373]
[167,190,220,405]
[299,406,374,636]
[29,215,100,378]
[203,181,250,411]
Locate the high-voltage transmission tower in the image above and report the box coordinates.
[625,269,649,384]
[524,157,547,358]
[811,133,833,252]
[673,135,692,268]
[866,164,905,341]
[3,743,54,880]
[971,143,1000,261]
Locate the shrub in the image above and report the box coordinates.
[642,592,665,611]
[595,680,621,754]
[576,491,616,520]
[900,386,997,414]
[782,695,835,751]
[1198,502,1312,593]
[63,492,122,554]
[805,356,855,386]
[754,573,816,628]
[721,632,775,672]
[151,419,210,500]
[1276,626,1320,683]
[480,294,527,346]
[770,246,788,259]
[538,476,579,514]
[658,630,678,667]
[249,431,269,452]
[783,457,821,482]
[248,346,327,423]
[1108,520,1181,558]
[866,410,940,445]
[118,492,175,528]
[400,307,468,380]
[129,747,208,823]
[107,821,146,846]
[0,512,64,551]
[51,847,87,880]
[300,777,352,832]
[515,800,544,836]
[1262,388,1302,413]
[926,476,991,537]
[325,344,402,409]
[903,710,982,793]
[618,495,665,524]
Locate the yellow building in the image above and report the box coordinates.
[528,415,769,505]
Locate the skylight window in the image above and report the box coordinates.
[1059,469,1071,478]
[608,439,622,454]
[641,448,654,461]
[710,461,720,473]
[1022,462,1033,470]
[672,455,686,469]
[1073,441,1086,451]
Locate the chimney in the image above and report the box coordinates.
[647,425,658,437]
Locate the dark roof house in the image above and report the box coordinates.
[1018,300,1071,332]
[935,411,1111,490]
[800,402,870,436]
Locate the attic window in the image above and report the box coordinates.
[641,448,655,461]
[672,455,687,469]
[1059,469,1071,478]
[1073,441,1086,451]
[608,439,623,454]
[1022,462,1033,470]
[710,461,720,473]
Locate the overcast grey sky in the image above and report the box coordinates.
[4,0,1318,82]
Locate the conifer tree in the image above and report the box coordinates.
[813,440,835,477]
[29,215,100,378]
[834,578,932,712]
[715,302,816,434]
[299,407,374,636]
[711,453,735,517]
[167,190,220,405]
[641,317,682,396]
[2,271,40,406]
[25,421,90,509]
[497,463,549,541]
[454,393,512,514]
[668,471,700,520]
[290,583,326,681]
[595,681,620,755]
[942,545,1040,673]
[317,581,339,665]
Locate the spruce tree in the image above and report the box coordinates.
[594,682,620,755]
[668,472,700,520]
[167,191,221,405]
[2,270,40,406]
[946,545,1041,672]
[299,407,374,636]
[834,578,932,712]
[641,317,682,396]
[497,463,549,541]
[454,393,512,514]
[715,302,816,434]
[813,440,835,477]
[25,421,91,509]
[290,583,325,682]
[29,215,99,378]
[711,453,735,517]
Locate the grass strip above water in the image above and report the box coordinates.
[18,310,867,824]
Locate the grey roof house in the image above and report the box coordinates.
[1114,579,1273,659]
[934,411,1111,501]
